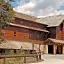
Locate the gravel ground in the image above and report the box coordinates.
[29,54,64,64]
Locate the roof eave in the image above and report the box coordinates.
[10,23,49,33]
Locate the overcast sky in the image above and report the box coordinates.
[11,0,64,17]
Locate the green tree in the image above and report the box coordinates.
[0,0,14,43]
[0,0,14,29]
[0,0,5,2]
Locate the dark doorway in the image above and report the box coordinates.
[56,46,62,54]
[48,45,53,54]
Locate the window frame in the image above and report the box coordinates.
[14,31,16,36]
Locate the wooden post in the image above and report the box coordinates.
[39,52,41,60]
[3,58,6,64]
[36,55,38,61]
[32,44,34,51]
[62,45,64,54]
[53,44,56,54]
[39,44,40,51]
[39,44,41,60]
[43,45,46,54]
[24,57,26,63]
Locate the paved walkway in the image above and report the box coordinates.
[29,54,64,64]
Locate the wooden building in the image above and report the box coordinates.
[36,15,64,54]
[0,12,49,54]
[1,12,64,55]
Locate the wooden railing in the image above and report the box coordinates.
[0,52,42,64]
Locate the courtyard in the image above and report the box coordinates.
[29,54,64,64]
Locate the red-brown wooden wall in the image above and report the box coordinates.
[0,26,42,44]
[15,17,46,30]
[56,22,64,40]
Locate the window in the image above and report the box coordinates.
[37,34,40,40]
[29,23,31,26]
[30,33,32,39]
[36,32,41,40]
[14,31,16,36]
[21,21,23,24]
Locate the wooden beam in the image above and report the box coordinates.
[39,44,40,52]
[32,44,34,51]
[39,44,41,60]
[43,45,46,54]
[62,45,64,54]
[24,57,26,63]
[3,58,6,64]
[53,44,56,54]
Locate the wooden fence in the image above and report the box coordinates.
[0,52,42,64]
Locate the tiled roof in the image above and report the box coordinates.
[0,40,42,51]
[36,15,64,27]
[14,12,47,25]
[14,12,36,21]
[44,38,64,44]
[0,40,32,50]
[0,40,19,49]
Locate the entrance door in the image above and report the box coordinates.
[48,45,53,54]
[56,46,62,54]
